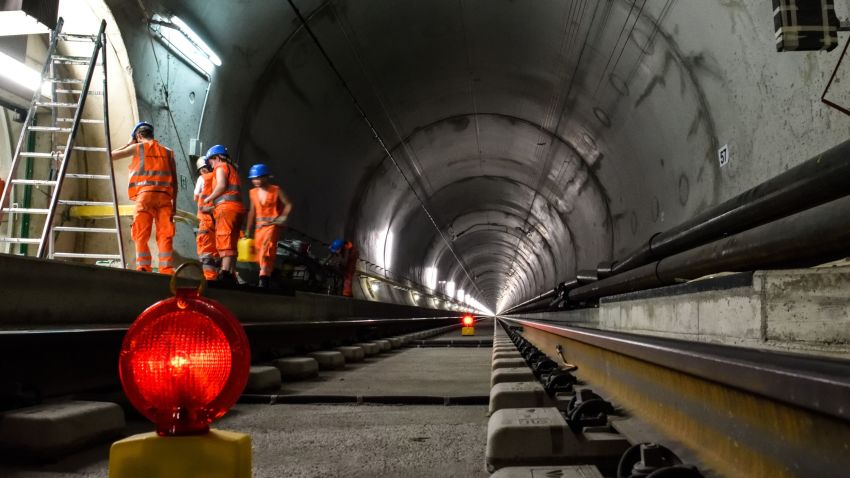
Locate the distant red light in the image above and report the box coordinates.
[119,288,250,436]
[462,314,474,327]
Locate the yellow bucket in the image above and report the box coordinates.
[237,238,256,263]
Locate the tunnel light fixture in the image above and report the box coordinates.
[424,267,438,290]
[457,289,466,303]
[149,14,221,76]
[446,281,456,298]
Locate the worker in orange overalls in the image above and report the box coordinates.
[244,163,292,288]
[203,145,244,284]
[111,121,177,274]
[193,156,219,280]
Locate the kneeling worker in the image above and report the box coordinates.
[193,156,219,280]
[245,163,292,288]
[203,145,244,284]
[110,121,177,274]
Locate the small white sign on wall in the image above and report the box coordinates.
[718,144,730,167]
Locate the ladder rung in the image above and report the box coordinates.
[53,252,122,260]
[11,179,57,186]
[55,89,103,95]
[58,200,113,207]
[19,152,56,158]
[0,237,40,244]
[2,207,49,214]
[57,118,103,124]
[73,147,107,153]
[66,173,110,180]
[36,101,78,108]
[28,126,73,133]
[53,226,118,233]
[52,55,92,64]
[58,33,97,40]
[48,78,84,84]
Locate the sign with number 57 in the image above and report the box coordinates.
[718,144,729,167]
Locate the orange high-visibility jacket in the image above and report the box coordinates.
[211,162,242,208]
[197,171,215,217]
[128,140,176,200]
[249,185,283,227]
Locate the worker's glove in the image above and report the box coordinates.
[272,215,288,226]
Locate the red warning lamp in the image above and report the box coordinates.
[462,314,475,327]
[118,267,250,436]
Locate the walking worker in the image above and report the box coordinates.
[193,156,219,280]
[203,145,244,284]
[245,163,292,288]
[110,121,177,274]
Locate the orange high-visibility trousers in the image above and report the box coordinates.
[132,191,175,274]
[214,206,243,257]
[197,213,219,280]
[254,225,280,277]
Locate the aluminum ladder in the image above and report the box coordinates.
[0,18,125,267]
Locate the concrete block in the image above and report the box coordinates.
[697,290,762,344]
[489,381,554,415]
[355,342,380,356]
[307,351,346,370]
[490,465,603,478]
[759,268,850,347]
[335,346,366,363]
[493,351,523,361]
[374,339,392,352]
[0,401,124,461]
[272,357,319,380]
[388,337,404,348]
[492,357,529,370]
[245,365,282,392]
[493,344,517,351]
[491,367,535,387]
[486,408,628,472]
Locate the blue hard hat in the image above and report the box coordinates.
[248,163,270,179]
[329,239,344,253]
[130,121,153,138]
[206,144,229,159]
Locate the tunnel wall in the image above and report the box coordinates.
[101,0,850,311]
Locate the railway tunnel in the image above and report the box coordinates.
[2,0,850,476]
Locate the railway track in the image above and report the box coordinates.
[492,317,850,477]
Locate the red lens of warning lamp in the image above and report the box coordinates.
[118,288,250,436]
[462,314,475,327]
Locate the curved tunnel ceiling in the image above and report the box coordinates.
[109,0,850,311]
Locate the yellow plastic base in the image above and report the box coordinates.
[461,326,475,336]
[108,429,251,478]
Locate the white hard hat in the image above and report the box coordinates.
[195,156,209,171]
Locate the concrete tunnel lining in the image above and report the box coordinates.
[95,0,850,311]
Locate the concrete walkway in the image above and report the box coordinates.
[279,347,492,397]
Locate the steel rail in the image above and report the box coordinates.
[502,317,850,421]
[500,316,850,477]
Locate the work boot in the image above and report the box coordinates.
[258,276,270,288]
[218,270,237,286]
